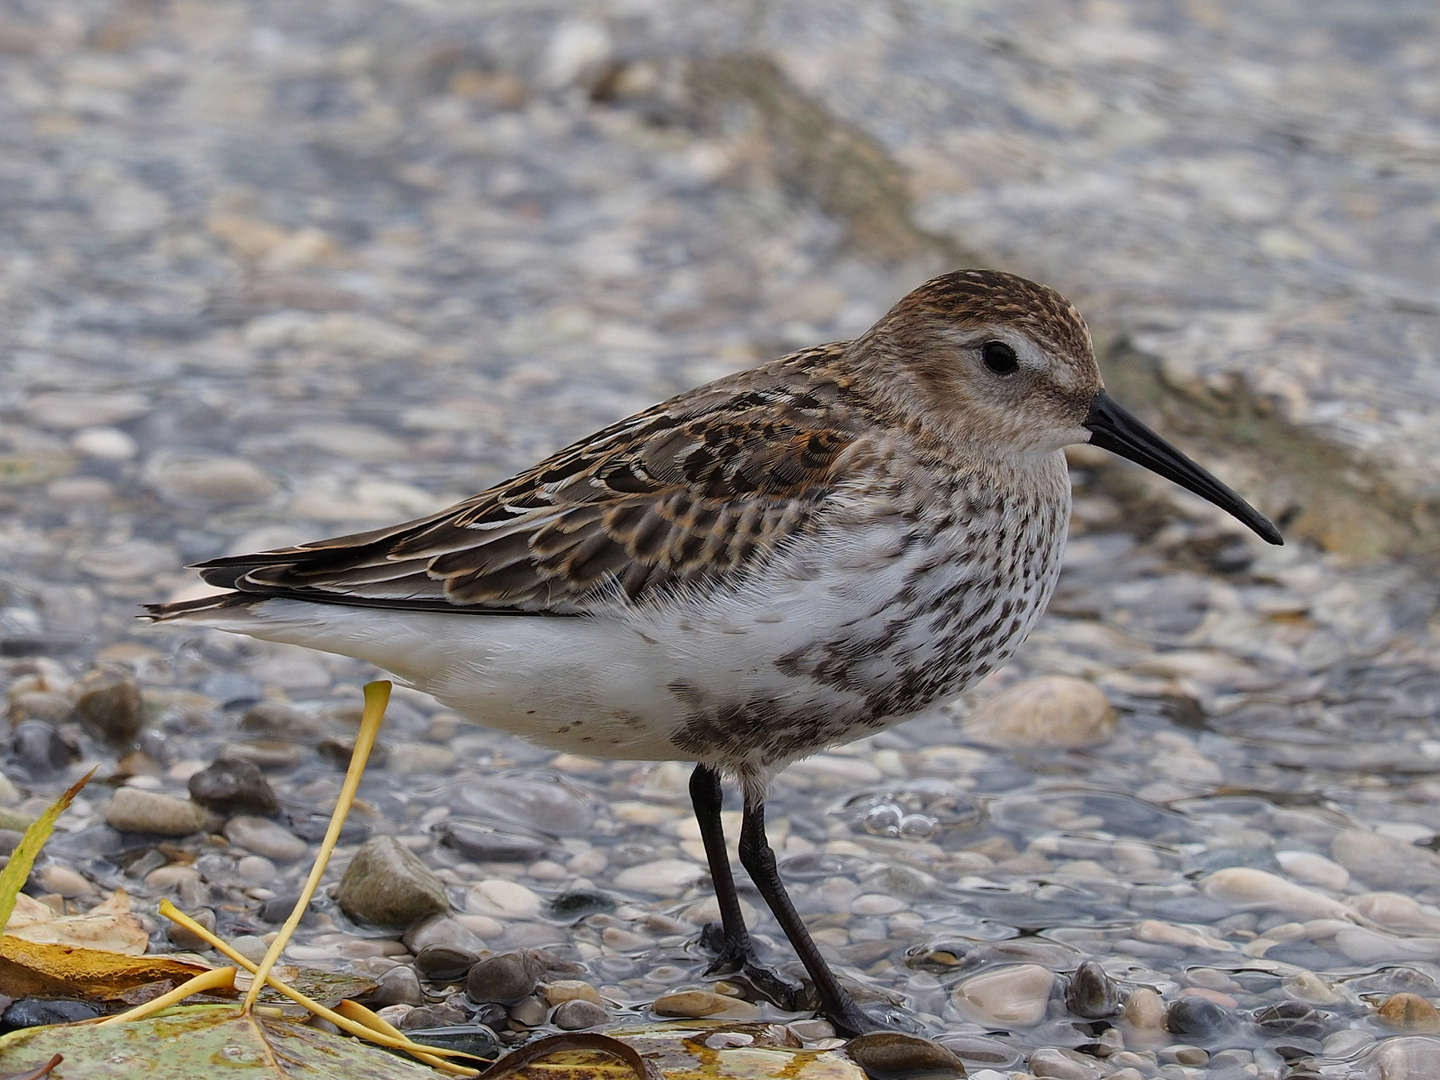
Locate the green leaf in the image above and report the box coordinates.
[0,1004,439,1079]
[0,770,95,935]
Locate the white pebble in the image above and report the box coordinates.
[466,879,542,918]
[1277,849,1350,891]
[1200,867,1351,920]
[951,963,1055,1028]
[851,893,908,916]
[72,427,137,460]
[612,858,704,897]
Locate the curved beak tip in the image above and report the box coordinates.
[1082,392,1283,547]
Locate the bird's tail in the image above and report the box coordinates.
[143,591,256,622]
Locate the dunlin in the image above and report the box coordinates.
[148,269,1280,1034]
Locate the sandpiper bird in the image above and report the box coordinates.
[148,270,1280,1034]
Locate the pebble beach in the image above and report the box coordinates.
[3,2,1440,1078]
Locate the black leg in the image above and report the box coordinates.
[688,764,800,1008]
[738,786,896,1036]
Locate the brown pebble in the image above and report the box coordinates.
[1377,992,1440,1032]
[846,1033,966,1080]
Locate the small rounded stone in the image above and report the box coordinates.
[1067,959,1123,1019]
[366,965,425,1008]
[1166,996,1230,1038]
[105,788,207,836]
[951,963,1055,1028]
[551,999,609,1030]
[543,979,603,1007]
[188,759,280,816]
[652,989,761,1021]
[1029,1046,1103,1080]
[73,673,145,745]
[846,1033,966,1080]
[166,907,217,951]
[508,994,549,1026]
[416,944,479,983]
[466,952,542,1005]
[1377,992,1440,1032]
[963,675,1116,749]
[224,816,308,863]
[335,836,449,928]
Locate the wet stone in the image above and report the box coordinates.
[1066,959,1123,1019]
[403,913,487,955]
[436,820,551,863]
[1029,1047,1102,1080]
[466,952,543,1005]
[105,788,206,836]
[11,721,80,776]
[1166,996,1231,1039]
[398,1024,500,1061]
[400,1002,469,1029]
[963,675,1116,750]
[652,989,761,1021]
[259,894,315,924]
[457,775,594,836]
[951,963,1055,1028]
[508,995,548,1026]
[364,965,425,1008]
[0,998,104,1031]
[547,890,616,922]
[551,999,609,1030]
[73,672,145,745]
[223,815,308,862]
[417,944,479,983]
[9,691,74,725]
[1252,1000,1329,1039]
[845,1033,967,1080]
[335,836,449,928]
[1377,993,1440,1033]
[239,701,328,742]
[188,759,280,816]
[166,907,217,951]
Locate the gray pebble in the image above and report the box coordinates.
[188,759,280,816]
[416,944,479,983]
[365,965,426,1008]
[508,994,548,1027]
[239,701,328,742]
[403,913,487,955]
[224,815,308,862]
[12,721,79,776]
[167,907,217,951]
[8,692,74,725]
[1029,1047,1103,1080]
[105,788,207,836]
[335,836,449,928]
[399,1002,469,1030]
[466,952,542,1005]
[73,672,145,746]
[551,999,609,1030]
[1066,960,1123,1019]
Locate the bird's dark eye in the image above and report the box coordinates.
[981,341,1019,374]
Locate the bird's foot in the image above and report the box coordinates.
[823,997,923,1038]
[698,922,804,1010]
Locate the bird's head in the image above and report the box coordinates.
[854,269,1282,545]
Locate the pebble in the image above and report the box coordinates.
[335,837,450,928]
[1284,970,1346,1006]
[1252,1001,1328,1039]
[1121,987,1168,1042]
[237,855,279,883]
[144,452,279,507]
[187,759,281,816]
[845,1033,967,1080]
[508,994,549,1027]
[652,989,761,1021]
[1362,1036,1440,1080]
[551,999,609,1030]
[466,879,542,919]
[963,675,1116,749]
[1276,849,1350,891]
[1165,997,1230,1038]
[230,935,271,964]
[239,701,328,741]
[73,672,146,746]
[35,864,95,897]
[12,722,79,776]
[951,964,1055,1028]
[457,776,594,836]
[1066,960,1123,1019]
[611,859,705,896]
[1355,893,1440,934]
[1333,830,1440,889]
[166,907,217,951]
[416,944,480,983]
[403,914,487,955]
[1336,926,1440,964]
[8,692,73,725]
[72,427,137,461]
[1200,867,1351,919]
[466,952,543,1005]
[436,820,550,863]
[1377,993,1440,1033]
[224,816,308,862]
[543,980,604,1007]
[366,965,426,1008]
[1028,1047,1102,1080]
[105,788,206,836]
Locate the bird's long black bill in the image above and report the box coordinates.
[1083,391,1282,545]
